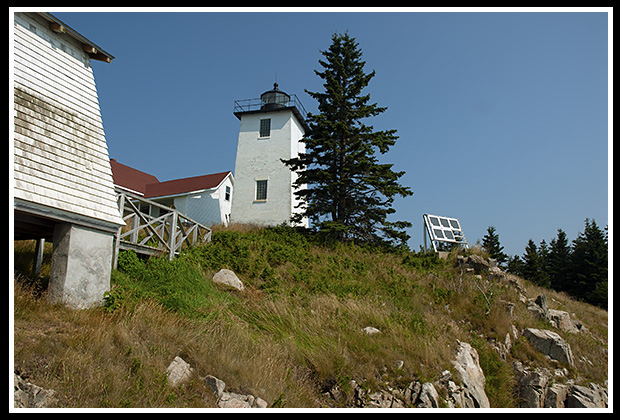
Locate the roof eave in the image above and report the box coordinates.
[38,12,115,63]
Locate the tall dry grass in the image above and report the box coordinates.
[13,225,608,408]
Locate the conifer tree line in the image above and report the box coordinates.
[482,219,608,309]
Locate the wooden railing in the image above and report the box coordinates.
[112,188,211,268]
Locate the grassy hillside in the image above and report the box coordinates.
[13,225,608,408]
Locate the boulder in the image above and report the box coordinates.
[165,356,194,387]
[451,340,490,408]
[204,375,226,399]
[212,269,245,291]
[523,328,575,367]
[464,254,491,273]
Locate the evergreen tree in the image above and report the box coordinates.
[547,229,572,292]
[538,239,551,289]
[522,239,549,287]
[506,255,524,277]
[570,218,608,308]
[283,32,413,247]
[482,226,508,266]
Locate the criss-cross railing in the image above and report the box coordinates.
[112,188,211,267]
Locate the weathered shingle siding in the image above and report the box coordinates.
[13,12,123,227]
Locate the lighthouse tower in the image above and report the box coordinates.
[231,83,309,227]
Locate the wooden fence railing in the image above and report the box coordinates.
[113,188,212,268]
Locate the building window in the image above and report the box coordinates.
[225,186,231,201]
[259,118,271,137]
[255,180,268,201]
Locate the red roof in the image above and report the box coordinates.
[144,171,231,199]
[110,159,159,195]
[110,159,231,199]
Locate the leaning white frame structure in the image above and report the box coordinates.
[423,213,469,252]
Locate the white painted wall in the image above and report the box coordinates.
[231,109,308,227]
[182,176,233,227]
[13,12,123,228]
[151,175,234,227]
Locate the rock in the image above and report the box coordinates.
[451,340,490,408]
[165,356,194,387]
[253,397,269,408]
[544,383,569,408]
[416,382,440,408]
[527,294,586,334]
[517,367,551,408]
[365,390,392,408]
[523,328,575,367]
[218,391,252,408]
[205,373,268,408]
[535,294,548,314]
[204,375,226,399]
[212,269,245,291]
[527,299,547,320]
[566,384,606,408]
[404,381,422,406]
[465,254,491,273]
[14,373,56,408]
[362,326,381,335]
[546,309,587,334]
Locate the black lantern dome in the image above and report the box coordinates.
[260,83,290,110]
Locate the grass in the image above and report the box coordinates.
[13,225,609,408]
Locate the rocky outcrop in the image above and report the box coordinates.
[348,379,440,408]
[527,294,587,334]
[566,383,608,408]
[514,363,607,408]
[14,373,56,408]
[457,254,491,274]
[451,340,490,408]
[322,340,491,408]
[523,328,575,367]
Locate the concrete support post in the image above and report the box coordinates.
[48,223,114,309]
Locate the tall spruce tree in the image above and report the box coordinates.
[547,229,572,292]
[522,239,549,287]
[283,32,413,247]
[482,226,508,265]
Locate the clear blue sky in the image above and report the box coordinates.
[50,8,610,256]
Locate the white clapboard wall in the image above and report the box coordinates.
[13,12,123,228]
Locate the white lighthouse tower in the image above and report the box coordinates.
[231,83,309,227]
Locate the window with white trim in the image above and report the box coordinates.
[259,118,271,137]
[255,180,268,201]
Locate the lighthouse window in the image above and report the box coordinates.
[255,180,268,201]
[259,118,271,137]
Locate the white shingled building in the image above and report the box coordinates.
[12,12,123,308]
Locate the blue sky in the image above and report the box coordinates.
[49,8,610,256]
